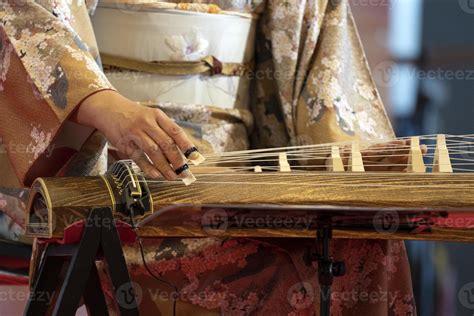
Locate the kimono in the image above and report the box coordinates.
[0,0,416,315]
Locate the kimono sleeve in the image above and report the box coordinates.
[0,2,115,186]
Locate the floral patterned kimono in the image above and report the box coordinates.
[0,0,415,315]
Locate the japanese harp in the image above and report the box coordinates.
[25,134,474,241]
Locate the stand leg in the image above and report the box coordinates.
[83,264,109,315]
[318,227,332,316]
[320,285,331,316]
[24,207,139,316]
[52,209,102,315]
[101,207,140,316]
[304,226,346,316]
[25,248,65,316]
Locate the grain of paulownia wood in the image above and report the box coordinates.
[26,177,114,238]
[26,172,474,240]
[149,173,474,209]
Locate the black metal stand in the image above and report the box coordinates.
[24,207,139,316]
[304,225,346,316]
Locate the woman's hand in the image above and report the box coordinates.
[71,90,203,180]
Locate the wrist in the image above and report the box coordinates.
[72,89,119,129]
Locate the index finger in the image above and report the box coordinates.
[154,109,205,165]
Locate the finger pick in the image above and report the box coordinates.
[184,147,206,166]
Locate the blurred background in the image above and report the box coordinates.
[352,0,474,315]
[1,0,473,315]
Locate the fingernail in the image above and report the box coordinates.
[189,151,206,166]
[151,170,161,179]
[166,170,178,181]
[180,170,196,186]
[184,147,206,166]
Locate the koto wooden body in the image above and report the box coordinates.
[149,173,474,209]
[25,172,474,241]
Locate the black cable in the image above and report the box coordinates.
[129,207,178,316]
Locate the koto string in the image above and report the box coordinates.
[202,141,472,158]
[36,134,474,207]
[200,134,436,157]
[201,143,474,162]
[40,173,474,207]
[120,176,474,190]
[201,144,474,165]
[118,159,474,187]
[64,172,474,204]
[114,134,474,189]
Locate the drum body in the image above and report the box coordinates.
[92,5,256,109]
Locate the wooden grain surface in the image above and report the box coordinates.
[150,172,474,210]
[25,172,474,240]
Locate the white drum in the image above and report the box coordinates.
[92,4,256,109]
[105,70,251,110]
